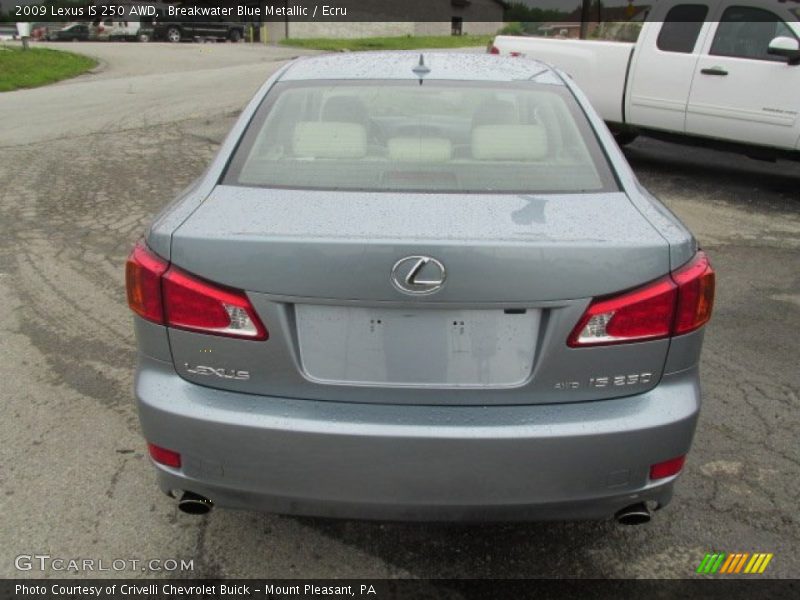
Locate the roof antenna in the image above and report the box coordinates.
[412,54,430,85]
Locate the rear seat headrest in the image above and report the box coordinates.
[293,122,367,159]
[321,96,369,125]
[472,99,518,127]
[471,124,549,161]
[388,137,452,163]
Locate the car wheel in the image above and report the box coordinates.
[138,32,150,43]
[229,29,241,43]
[612,131,639,147]
[167,27,181,43]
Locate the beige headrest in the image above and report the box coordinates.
[471,124,549,161]
[388,137,453,162]
[293,121,367,159]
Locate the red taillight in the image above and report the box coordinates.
[163,268,268,340]
[125,239,268,340]
[649,455,686,480]
[488,44,500,54]
[672,251,715,335]
[148,442,181,468]
[568,277,677,347]
[126,240,168,323]
[568,250,715,347]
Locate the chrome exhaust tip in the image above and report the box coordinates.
[177,491,213,515]
[615,502,651,525]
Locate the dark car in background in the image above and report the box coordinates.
[152,17,244,42]
[47,23,90,41]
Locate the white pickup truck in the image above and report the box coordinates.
[490,0,800,159]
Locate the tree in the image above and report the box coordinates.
[579,0,592,39]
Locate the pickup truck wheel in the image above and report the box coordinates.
[167,27,181,43]
[613,131,638,146]
[229,29,242,43]
[138,32,150,43]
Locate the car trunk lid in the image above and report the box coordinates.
[170,186,668,302]
[164,186,672,405]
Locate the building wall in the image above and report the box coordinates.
[412,21,504,36]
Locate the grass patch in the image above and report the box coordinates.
[0,45,97,92]
[280,35,493,52]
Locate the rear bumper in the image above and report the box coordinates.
[135,355,699,521]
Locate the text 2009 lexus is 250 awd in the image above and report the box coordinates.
[126,52,714,523]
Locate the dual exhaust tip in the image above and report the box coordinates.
[175,491,652,525]
[177,491,213,515]
[615,502,652,526]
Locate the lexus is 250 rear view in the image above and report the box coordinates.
[126,52,714,522]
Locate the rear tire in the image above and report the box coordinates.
[229,29,241,43]
[138,32,150,43]
[612,130,639,147]
[167,27,181,43]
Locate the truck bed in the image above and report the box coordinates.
[491,36,635,123]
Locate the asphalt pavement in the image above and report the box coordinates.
[0,42,798,580]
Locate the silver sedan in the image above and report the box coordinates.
[126,52,715,523]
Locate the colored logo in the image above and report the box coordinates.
[696,552,774,575]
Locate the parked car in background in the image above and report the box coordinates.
[133,26,153,43]
[31,23,51,41]
[151,17,244,42]
[47,22,90,41]
[490,0,800,160]
[0,26,17,41]
[106,20,150,42]
[127,52,714,524]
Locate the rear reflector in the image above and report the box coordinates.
[568,251,715,347]
[650,455,686,480]
[147,443,181,468]
[126,240,168,323]
[124,239,268,340]
[163,268,268,340]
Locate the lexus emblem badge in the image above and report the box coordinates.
[390,256,446,295]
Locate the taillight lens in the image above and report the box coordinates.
[126,240,168,323]
[568,251,715,347]
[488,44,500,54]
[568,278,677,347]
[125,239,268,340]
[163,268,268,340]
[672,251,715,335]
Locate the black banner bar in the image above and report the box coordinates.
[6,0,791,23]
[3,579,800,600]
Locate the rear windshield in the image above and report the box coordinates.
[223,80,618,194]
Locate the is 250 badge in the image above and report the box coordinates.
[554,372,652,390]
